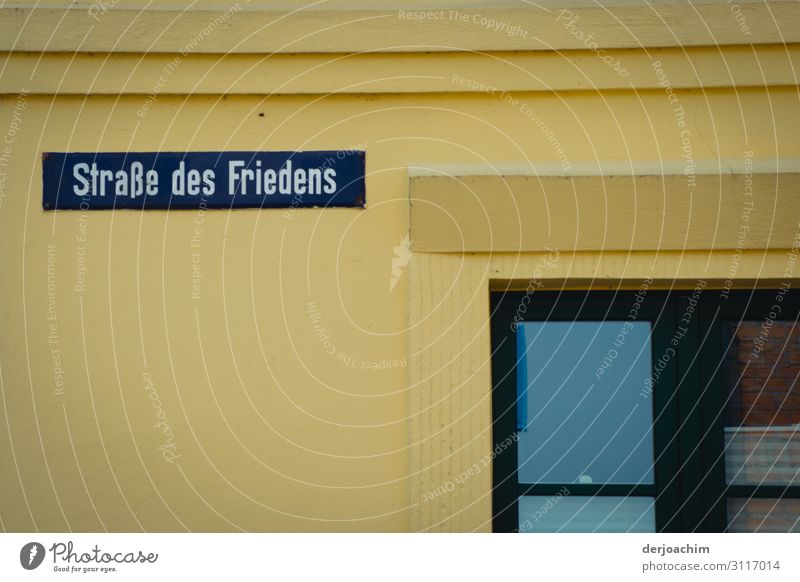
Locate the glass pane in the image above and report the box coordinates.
[727,498,800,532]
[724,321,800,486]
[516,321,654,484]
[518,495,655,533]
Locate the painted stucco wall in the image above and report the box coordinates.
[1,1,798,531]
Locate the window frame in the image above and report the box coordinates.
[490,288,800,533]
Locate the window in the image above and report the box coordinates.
[490,289,800,532]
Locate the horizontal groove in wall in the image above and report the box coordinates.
[2,44,798,96]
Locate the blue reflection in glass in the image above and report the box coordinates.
[516,321,654,485]
[518,496,656,533]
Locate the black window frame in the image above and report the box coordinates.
[490,288,800,533]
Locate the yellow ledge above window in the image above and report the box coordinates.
[409,162,800,253]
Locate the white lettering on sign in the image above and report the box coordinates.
[73,161,158,197]
[71,159,337,197]
[228,159,336,196]
[171,161,215,196]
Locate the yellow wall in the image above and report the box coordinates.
[1,2,799,532]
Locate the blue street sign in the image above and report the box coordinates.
[42,150,366,210]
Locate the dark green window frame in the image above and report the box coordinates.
[490,288,800,533]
